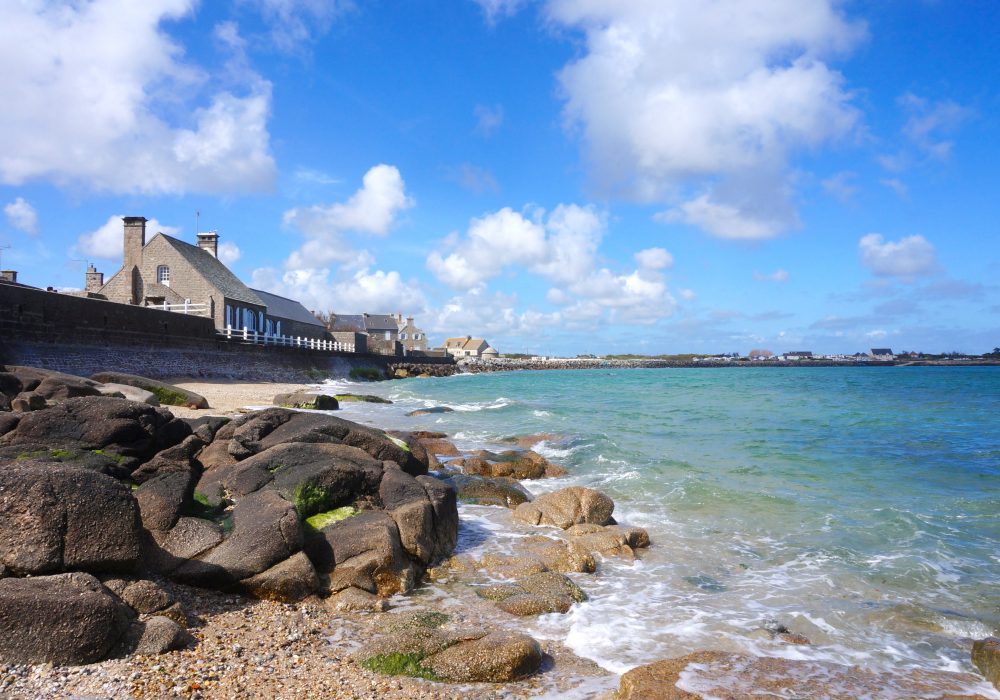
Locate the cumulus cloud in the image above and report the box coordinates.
[283,164,414,268]
[474,103,505,137]
[4,197,38,235]
[217,241,242,265]
[428,202,676,325]
[0,0,275,195]
[859,233,937,282]
[77,215,179,260]
[549,0,863,239]
[251,265,426,317]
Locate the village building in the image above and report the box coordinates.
[361,313,402,355]
[870,348,895,361]
[88,217,326,339]
[396,315,428,352]
[748,349,774,360]
[443,336,499,359]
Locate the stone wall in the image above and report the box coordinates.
[0,282,454,381]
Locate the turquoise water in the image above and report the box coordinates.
[323,367,1000,686]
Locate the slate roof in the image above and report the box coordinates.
[250,288,324,327]
[155,234,263,307]
[330,314,366,332]
[870,348,894,355]
[363,314,399,332]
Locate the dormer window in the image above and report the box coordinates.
[157,265,170,286]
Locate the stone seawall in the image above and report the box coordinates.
[1,282,456,382]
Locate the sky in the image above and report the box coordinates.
[1,0,998,356]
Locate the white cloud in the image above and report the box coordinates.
[0,1,275,195]
[635,247,673,270]
[899,93,969,160]
[679,288,696,301]
[218,241,242,265]
[447,163,499,194]
[4,197,38,235]
[754,269,790,282]
[472,0,527,25]
[549,0,863,238]
[77,215,179,260]
[251,265,426,317]
[859,233,937,282]
[239,0,353,51]
[283,164,414,268]
[880,178,908,199]
[822,171,858,203]
[474,103,505,137]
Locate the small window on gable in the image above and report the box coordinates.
[384,331,391,340]
[400,332,407,340]
[157,265,170,285]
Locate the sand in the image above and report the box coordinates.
[161,379,313,419]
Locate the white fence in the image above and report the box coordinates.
[150,300,211,316]
[218,325,355,353]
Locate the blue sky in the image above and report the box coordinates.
[1,0,998,355]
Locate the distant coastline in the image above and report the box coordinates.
[460,358,1000,373]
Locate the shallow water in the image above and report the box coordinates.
[320,367,1000,695]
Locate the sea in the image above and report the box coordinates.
[315,366,1000,696]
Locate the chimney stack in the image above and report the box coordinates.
[85,264,104,293]
[0,270,17,283]
[197,230,219,259]
[123,217,147,270]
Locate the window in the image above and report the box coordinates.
[384,331,391,340]
[400,332,407,340]
[157,265,170,286]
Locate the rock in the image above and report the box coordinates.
[89,372,209,409]
[334,394,393,404]
[0,462,142,575]
[516,536,596,574]
[0,396,191,465]
[118,579,174,615]
[136,470,197,532]
[973,637,1000,690]
[305,510,415,596]
[183,416,230,443]
[500,433,562,449]
[479,554,549,579]
[416,475,459,563]
[128,616,193,656]
[415,436,460,457]
[0,573,133,665]
[0,371,23,399]
[617,651,995,700]
[479,571,586,618]
[513,486,614,529]
[406,406,454,416]
[230,551,319,603]
[222,409,427,477]
[32,375,104,402]
[0,413,18,437]
[456,450,566,480]
[11,391,47,412]
[442,473,532,508]
[272,392,339,410]
[97,382,160,406]
[424,630,542,682]
[566,524,650,559]
[172,490,302,587]
[144,517,224,574]
[496,593,573,616]
[326,586,390,613]
[131,434,205,484]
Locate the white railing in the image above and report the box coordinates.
[152,300,211,316]
[217,325,355,353]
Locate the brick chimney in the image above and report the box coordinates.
[85,264,104,293]
[123,216,147,270]
[0,270,16,283]
[197,230,219,258]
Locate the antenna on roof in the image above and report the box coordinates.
[196,210,201,235]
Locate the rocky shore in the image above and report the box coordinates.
[1,366,998,699]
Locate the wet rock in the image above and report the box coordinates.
[618,651,995,699]
[442,473,533,508]
[566,523,650,559]
[89,372,209,409]
[326,586,390,613]
[0,462,142,575]
[425,630,542,682]
[272,392,339,410]
[973,637,1000,690]
[479,554,550,579]
[478,571,586,617]
[512,486,615,529]
[416,475,459,562]
[406,406,454,416]
[517,536,596,574]
[457,449,566,479]
[0,573,133,665]
[414,435,460,457]
[334,394,393,404]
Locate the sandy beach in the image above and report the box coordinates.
[161,379,313,419]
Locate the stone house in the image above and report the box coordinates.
[91,217,326,339]
[443,336,498,359]
[870,348,895,361]
[363,313,402,355]
[396,315,428,352]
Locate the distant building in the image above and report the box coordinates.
[396,315,428,352]
[443,336,498,359]
[91,217,325,339]
[870,348,895,361]
[749,349,774,360]
[782,351,814,361]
